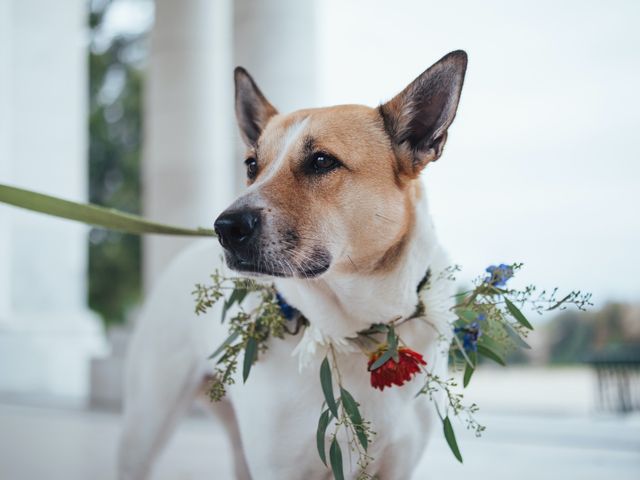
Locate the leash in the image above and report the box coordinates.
[0,183,216,237]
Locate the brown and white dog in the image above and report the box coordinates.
[119,50,467,480]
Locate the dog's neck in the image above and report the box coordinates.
[274,182,437,342]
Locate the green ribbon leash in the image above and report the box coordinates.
[0,183,216,237]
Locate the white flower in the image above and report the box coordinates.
[292,324,357,372]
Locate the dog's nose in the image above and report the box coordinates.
[214,209,261,251]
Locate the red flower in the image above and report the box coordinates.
[368,347,426,391]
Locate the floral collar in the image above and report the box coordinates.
[192,263,590,478]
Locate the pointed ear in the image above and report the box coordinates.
[234,67,278,147]
[379,50,467,176]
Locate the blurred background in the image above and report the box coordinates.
[0,0,638,478]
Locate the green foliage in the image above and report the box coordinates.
[320,357,339,418]
[316,409,332,466]
[546,302,640,364]
[193,272,286,402]
[88,0,149,327]
[329,437,344,480]
[443,416,463,463]
[319,352,375,480]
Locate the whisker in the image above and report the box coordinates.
[375,212,398,224]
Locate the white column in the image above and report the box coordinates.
[0,0,106,400]
[233,0,319,190]
[143,0,235,289]
[234,0,318,111]
[0,0,12,322]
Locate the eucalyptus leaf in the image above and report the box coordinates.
[316,409,332,466]
[320,357,339,418]
[358,324,389,335]
[443,416,463,463]
[463,351,476,388]
[340,387,368,451]
[369,348,394,371]
[504,297,533,330]
[242,337,258,383]
[477,344,506,366]
[208,330,240,360]
[329,437,344,480]
[221,287,248,323]
[388,327,400,363]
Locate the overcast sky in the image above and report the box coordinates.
[315,0,640,307]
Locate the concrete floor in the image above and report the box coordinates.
[1,367,639,479]
[0,403,638,480]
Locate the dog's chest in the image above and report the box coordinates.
[226,330,438,478]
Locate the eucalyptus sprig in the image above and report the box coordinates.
[318,349,376,480]
[193,272,287,401]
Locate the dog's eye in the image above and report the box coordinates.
[245,157,258,180]
[309,152,340,174]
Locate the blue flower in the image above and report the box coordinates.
[476,313,487,322]
[484,263,514,287]
[275,292,297,321]
[454,321,482,352]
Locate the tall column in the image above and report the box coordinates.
[0,0,106,400]
[0,0,12,323]
[234,0,319,189]
[234,0,319,111]
[143,0,235,290]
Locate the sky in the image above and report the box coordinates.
[315,0,640,307]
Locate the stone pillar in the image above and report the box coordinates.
[233,0,319,188]
[234,0,318,111]
[0,0,106,400]
[143,0,235,290]
[0,0,12,323]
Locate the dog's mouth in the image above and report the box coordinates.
[223,249,331,279]
[214,207,332,279]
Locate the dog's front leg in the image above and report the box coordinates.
[118,240,232,479]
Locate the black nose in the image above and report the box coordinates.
[214,210,261,251]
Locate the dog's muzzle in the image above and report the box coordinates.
[214,207,331,278]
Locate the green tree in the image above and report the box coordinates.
[88,0,150,326]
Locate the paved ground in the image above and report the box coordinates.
[1,368,639,479]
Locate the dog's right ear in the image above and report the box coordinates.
[379,50,467,177]
[234,67,278,147]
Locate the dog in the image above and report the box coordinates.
[119,50,467,480]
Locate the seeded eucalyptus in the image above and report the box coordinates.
[194,263,591,476]
[193,273,287,401]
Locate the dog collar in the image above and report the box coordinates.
[275,268,431,335]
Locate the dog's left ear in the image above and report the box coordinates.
[379,50,467,177]
[234,67,278,147]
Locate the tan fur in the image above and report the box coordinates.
[241,104,419,275]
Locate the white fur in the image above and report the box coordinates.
[119,181,456,479]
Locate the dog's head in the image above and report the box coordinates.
[214,51,467,279]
